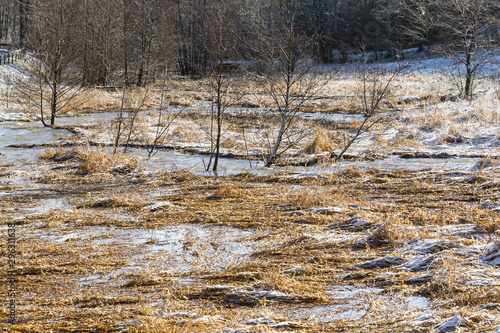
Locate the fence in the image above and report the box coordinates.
[0,49,23,65]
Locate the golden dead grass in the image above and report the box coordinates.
[39,147,72,160]
[3,163,500,332]
[169,96,195,107]
[300,101,332,113]
[424,256,500,307]
[5,69,500,332]
[39,146,141,175]
[304,129,334,154]
[71,88,123,112]
[78,148,137,173]
[161,78,211,92]
[364,221,417,248]
[284,188,335,210]
[212,183,251,199]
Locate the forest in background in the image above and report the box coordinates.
[0,0,499,87]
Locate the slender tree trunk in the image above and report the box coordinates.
[464,51,472,97]
[19,0,28,47]
[137,57,144,86]
[39,87,48,127]
[50,84,57,127]
[113,89,127,154]
[266,113,287,167]
[212,75,222,171]
[122,5,130,86]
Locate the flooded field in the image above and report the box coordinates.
[1,69,500,332]
[0,113,483,174]
[1,128,500,331]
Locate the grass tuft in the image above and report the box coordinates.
[304,129,334,154]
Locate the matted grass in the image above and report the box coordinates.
[1,157,500,332]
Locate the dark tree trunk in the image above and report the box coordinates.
[464,51,472,97]
[19,0,29,46]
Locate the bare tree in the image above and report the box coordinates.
[434,0,499,98]
[202,0,243,172]
[143,70,184,157]
[19,0,29,46]
[112,88,127,154]
[78,0,122,86]
[14,0,82,127]
[110,86,151,154]
[332,58,405,162]
[174,0,210,77]
[392,0,438,52]
[250,0,329,167]
[131,0,156,87]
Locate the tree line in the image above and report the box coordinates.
[1,0,498,86]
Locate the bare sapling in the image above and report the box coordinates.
[15,0,84,127]
[201,0,244,172]
[433,0,499,98]
[144,68,185,157]
[250,0,334,167]
[122,89,150,154]
[111,86,150,154]
[112,88,127,155]
[332,60,406,162]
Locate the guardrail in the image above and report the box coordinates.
[0,49,23,65]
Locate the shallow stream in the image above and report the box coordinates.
[0,113,481,173]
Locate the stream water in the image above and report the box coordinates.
[0,113,481,173]
[0,121,68,164]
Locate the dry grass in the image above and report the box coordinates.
[284,186,334,210]
[169,96,195,107]
[39,148,73,160]
[300,101,332,113]
[170,123,200,142]
[364,221,416,248]
[4,68,500,332]
[39,146,141,175]
[71,88,123,112]
[2,163,500,332]
[441,123,466,143]
[304,129,334,154]
[469,105,500,124]
[212,183,251,199]
[77,147,139,174]
[424,256,500,307]
[416,108,452,131]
